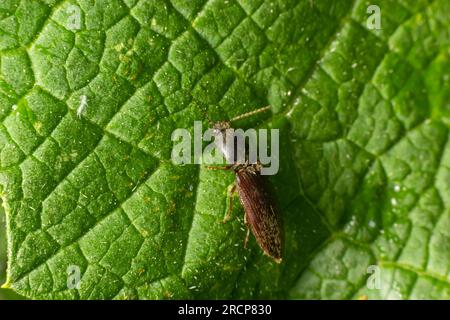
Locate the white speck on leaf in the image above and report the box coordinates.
[391,198,397,206]
[287,67,297,73]
[77,95,88,118]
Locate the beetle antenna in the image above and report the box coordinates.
[230,106,271,122]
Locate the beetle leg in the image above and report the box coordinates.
[222,183,237,223]
[205,164,233,171]
[243,212,251,248]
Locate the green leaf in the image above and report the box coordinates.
[0,203,25,299]
[0,0,449,299]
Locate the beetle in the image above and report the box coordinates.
[206,107,283,263]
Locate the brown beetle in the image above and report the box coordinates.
[207,107,283,263]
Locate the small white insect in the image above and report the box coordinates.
[77,95,88,118]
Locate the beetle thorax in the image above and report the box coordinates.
[212,121,236,164]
